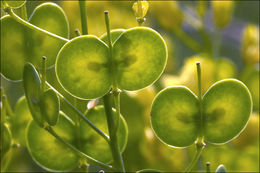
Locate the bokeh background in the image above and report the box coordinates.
[1,1,259,172]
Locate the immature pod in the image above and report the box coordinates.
[23,63,44,127]
[40,89,60,126]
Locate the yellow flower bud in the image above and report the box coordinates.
[212,0,234,28]
[132,0,149,19]
[242,24,259,64]
[150,1,183,30]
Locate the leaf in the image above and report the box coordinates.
[40,89,60,126]
[23,63,44,127]
[12,96,32,146]
[28,2,69,68]
[203,79,252,144]
[1,15,28,80]
[56,35,111,99]
[151,86,199,147]
[113,27,167,91]
[80,106,128,163]
[26,112,79,171]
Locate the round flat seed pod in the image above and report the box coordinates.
[1,15,27,80]
[56,35,111,99]
[40,89,60,126]
[100,29,125,44]
[151,86,199,148]
[203,79,252,144]
[4,0,26,8]
[12,96,32,146]
[1,123,12,157]
[113,27,167,91]
[29,2,69,68]
[80,106,128,163]
[23,63,44,127]
[26,112,79,171]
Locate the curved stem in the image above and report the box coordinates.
[78,0,88,35]
[103,94,125,172]
[5,8,69,42]
[183,141,204,173]
[45,126,114,171]
[45,82,110,143]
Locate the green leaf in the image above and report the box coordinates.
[4,0,26,8]
[29,2,69,68]
[151,86,199,147]
[113,27,167,91]
[216,164,227,173]
[23,63,44,127]
[0,123,12,157]
[40,89,60,126]
[56,35,111,99]
[12,96,32,146]
[80,106,128,163]
[26,112,79,171]
[203,79,252,144]
[100,29,125,44]
[1,15,28,80]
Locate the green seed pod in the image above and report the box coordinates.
[56,27,167,100]
[3,0,26,8]
[1,15,27,80]
[212,1,234,28]
[26,112,79,171]
[216,164,227,173]
[29,2,69,69]
[151,86,199,148]
[0,123,12,157]
[40,89,60,126]
[80,106,128,163]
[23,63,45,127]
[203,79,252,144]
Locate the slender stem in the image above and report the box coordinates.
[5,7,69,42]
[78,0,88,35]
[213,28,222,58]
[196,62,203,137]
[206,162,211,173]
[173,28,201,52]
[41,56,46,92]
[112,89,121,132]
[104,11,117,87]
[0,90,15,118]
[45,126,114,171]
[45,82,110,143]
[1,95,7,123]
[103,94,125,172]
[183,140,204,173]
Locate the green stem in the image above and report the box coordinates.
[184,139,204,173]
[5,7,69,42]
[206,162,211,173]
[45,126,114,171]
[173,28,201,52]
[196,62,203,137]
[1,95,7,123]
[104,11,117,87]
[78,0,88,35]
[45,82,110,143]
[103,94,125,172]
[112,89,121,133]
[0,89,15,118]
[213,28,222,58]
[41,56,46,92]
